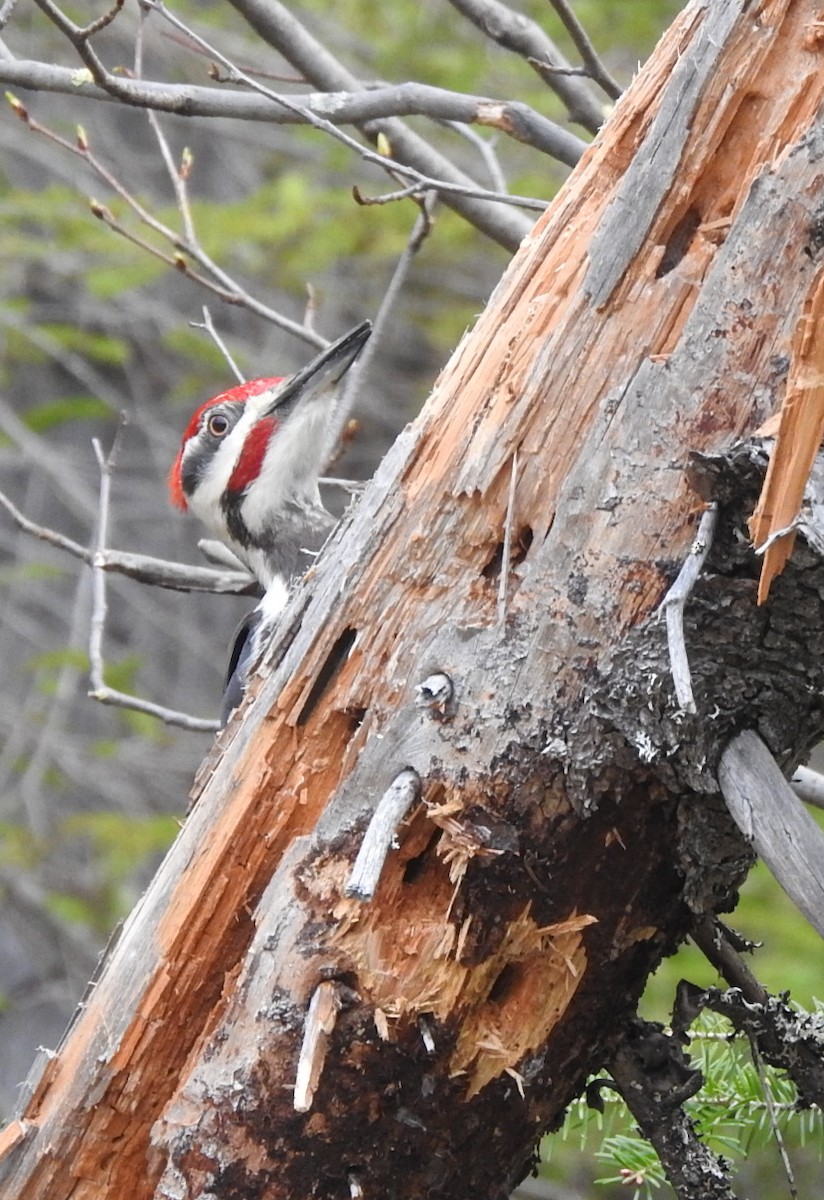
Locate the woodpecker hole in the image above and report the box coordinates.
[344,706,367,732]
[401,829,440,885]
[486,962,522,1005]
[481,524,534,579]
[296,627,358,726]
[656,206,702,278]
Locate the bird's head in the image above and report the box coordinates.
[169,320,371,551]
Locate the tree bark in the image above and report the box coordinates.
[4,1,824,1197]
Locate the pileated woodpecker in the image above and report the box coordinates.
[169,320,372,719]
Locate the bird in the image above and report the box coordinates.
[169,319,372,720]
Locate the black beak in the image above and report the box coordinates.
[261,319,372,418]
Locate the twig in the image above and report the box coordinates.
[497,451,519,626]
[293,980,342,1112]
[658,502,718,713]
[135,5,197,246]
[86,432,221,732]
[753,519,799,555]
[77,0,124,40]
[690,916,767,1005]
[333,192,436,446]
[141,2,548,213]
[353,181,428,207]
[317,478,366,494]
[190,306,245,383]
[544,0,622,100]
[681,980,824,1111]
[608,1018,735,1200]
[303,283,318,334]
[7,97,327,349]
[0,485,255,593]
[88,431,120,695]
[344,769,421,901]
[749,1043,798,1200]
[444,0,604,133]
[445,121,508,194]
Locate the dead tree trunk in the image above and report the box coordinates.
[3,2,824,1197]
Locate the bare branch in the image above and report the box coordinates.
[190,306,246,384]
[719,731,824,940]
[8,100,327,348]
[0,57,585,168]
[544,0,622,101]
[345,769,422,901]
[0,484,256,594]
[140,6,550,214]
[224,0,535,251]
[86,433,221,732]
[444,0,604,132]
[790,764,824,810]
[293,981,342,1113]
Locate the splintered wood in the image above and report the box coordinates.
[750,266,824,601]
[335,879,596,1099]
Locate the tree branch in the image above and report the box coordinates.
[87,434,221,732]
[224,0,536,250]
[5,96,328,348]
[607,1019,736,1200]
[444,0,605,132]
[0,57,585,166]
[544,0,622,101]
[0,485,257,595]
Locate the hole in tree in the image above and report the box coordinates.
[402,830,440,885]
[481,541,505,579]
[296,627,358,726]
[656,206,702,278]
[486,962,521,1005]
[513,524,533,566]
[344,706,367,732]
[481,524,534,579]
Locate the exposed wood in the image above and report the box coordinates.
[5,3,824,1198]
[750,267,824,599]
[719,730,824,939]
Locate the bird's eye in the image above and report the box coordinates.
[207,412,230,437]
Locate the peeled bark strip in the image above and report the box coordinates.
[5,3,824,1197]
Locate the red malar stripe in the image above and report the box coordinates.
[227,415,278,494]
[168,376,284,510]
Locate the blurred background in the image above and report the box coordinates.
[1,3,820,1196]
